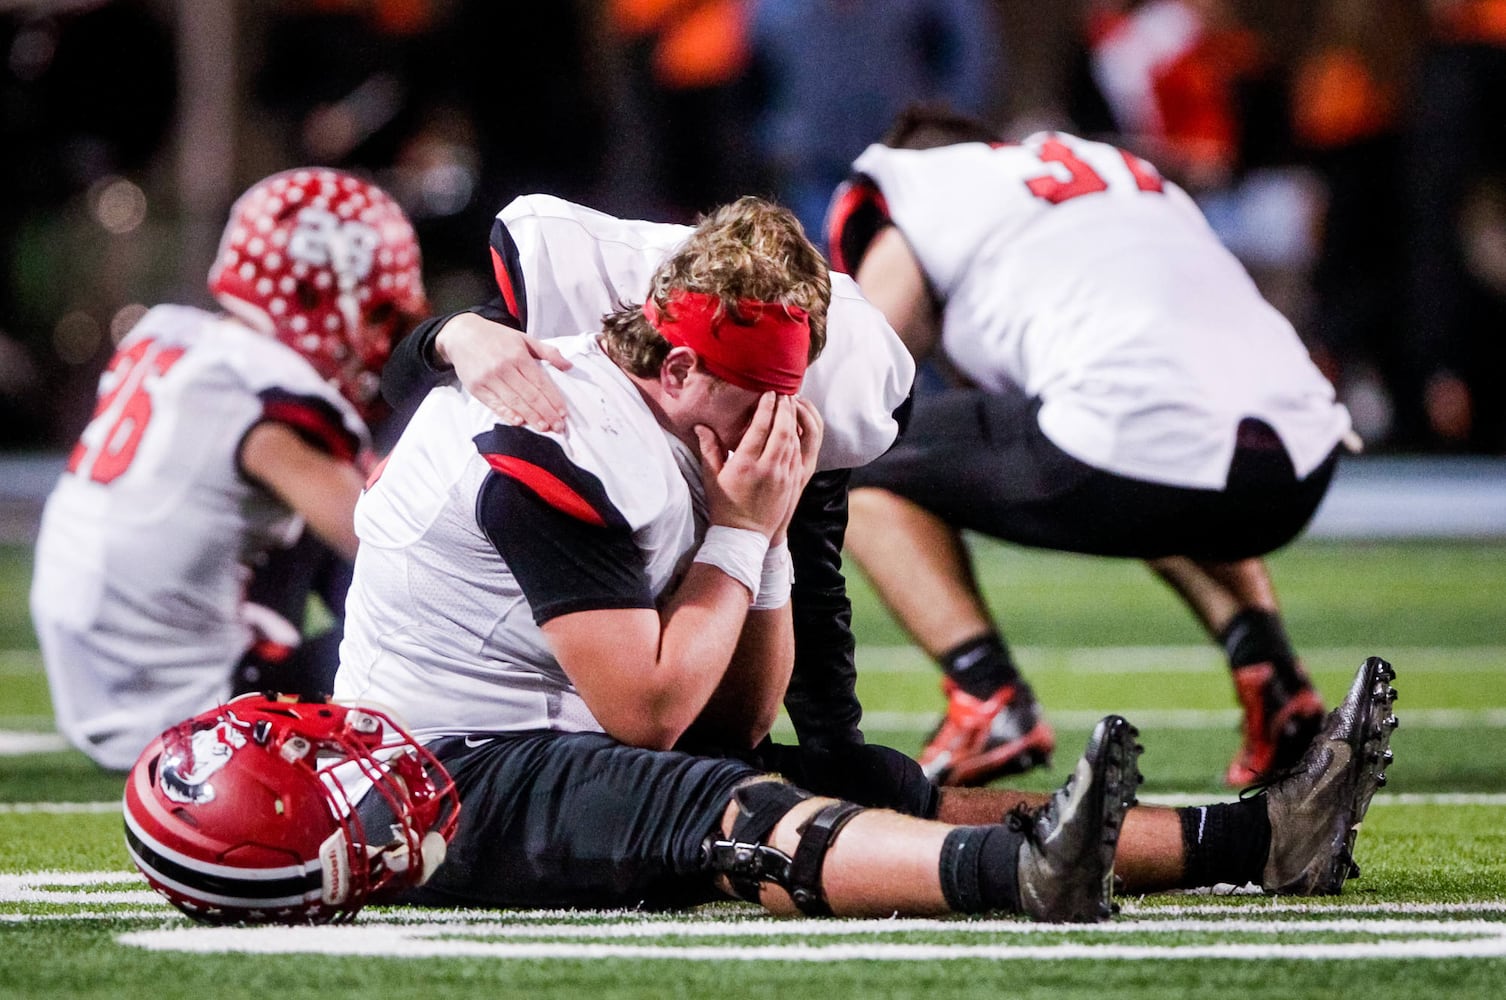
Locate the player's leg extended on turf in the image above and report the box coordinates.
[708,716,1140,920]
[719,790,955,916]
[934,786,1227,893]
[928,656,1398,895]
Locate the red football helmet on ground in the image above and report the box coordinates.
[123,694,459,925]
[208,168,429,420]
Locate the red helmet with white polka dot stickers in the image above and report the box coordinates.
[123,694,459,925]
[208,168,428,419]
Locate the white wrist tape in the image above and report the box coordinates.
[693,525,768,599]
[751,541,793,610]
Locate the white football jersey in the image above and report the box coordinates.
[493,194,915,471]
[335,334,704,742]
[848,134,1351,488]
[30,304,368,770]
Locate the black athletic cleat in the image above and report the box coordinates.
[1014,714,1142,922]
[1258,655,1399,895]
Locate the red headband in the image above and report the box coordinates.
[643,290,811,395]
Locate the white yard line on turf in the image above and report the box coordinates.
[11,861,1506,911]
[1139,792,1506,807]
[852,645,1506,674]
[10,872,1506,962]
[0,731,68,754]
[10,703,1505,757]
[849,707,1506,731]
[0,650,44,675]
[114,915,1506,961]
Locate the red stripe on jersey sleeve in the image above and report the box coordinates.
[484,453,607,527]
[490,245,521,323]
[825,177,891,276]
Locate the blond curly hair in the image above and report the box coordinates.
[601,196,830,378]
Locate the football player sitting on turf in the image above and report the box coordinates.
[30,168,428,771]
[125,660,1398,923]
[379,190,925,815]
[123,196,1398,924]
[824,106,1358,788]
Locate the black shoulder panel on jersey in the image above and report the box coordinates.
[255,388,360,462]
[825,175,892,276]
[474,424,652,623]
[474,425,630,530]
[487,217,528,329]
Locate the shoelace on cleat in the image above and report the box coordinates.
[1236,762,1304,801]
[1004,799,1053,846]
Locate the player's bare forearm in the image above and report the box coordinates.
[854,227,940,363]
[691,604,795,750]
[546,563,753,750]
[556,395,805,749]
[239,422,362,561]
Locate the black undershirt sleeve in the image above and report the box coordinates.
[380,297,518,411]
[782,468,866,750]
[473,425,653,623]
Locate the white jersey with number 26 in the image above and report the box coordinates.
[30,304,366,770]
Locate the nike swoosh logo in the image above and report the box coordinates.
[463,735,493,748]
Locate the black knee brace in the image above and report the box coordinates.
[702,780,865,915]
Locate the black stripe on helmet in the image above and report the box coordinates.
[124,820,323,903]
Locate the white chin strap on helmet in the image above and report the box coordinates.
[319,829,354,907]
[328,216,380,360]
[317,828,448,907]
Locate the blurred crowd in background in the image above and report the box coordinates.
[4,0,1506,456]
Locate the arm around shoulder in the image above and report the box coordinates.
[434,312,572,433]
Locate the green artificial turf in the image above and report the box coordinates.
[3,538,1506,998]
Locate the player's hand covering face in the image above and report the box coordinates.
[696,392,814,541]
